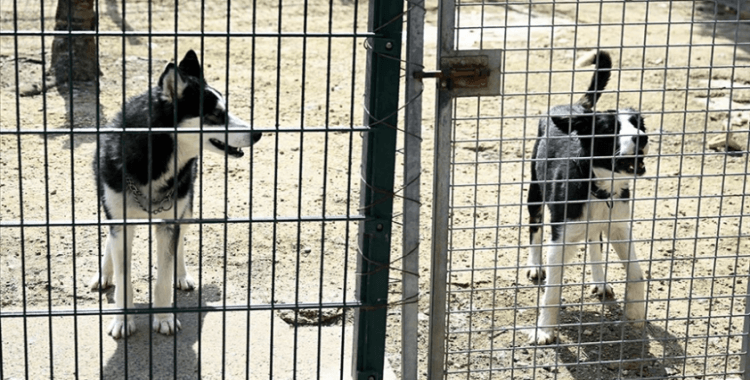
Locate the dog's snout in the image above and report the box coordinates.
[636,160,646,175]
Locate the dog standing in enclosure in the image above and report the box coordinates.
[90,50,262,339]
[525,50,649,345]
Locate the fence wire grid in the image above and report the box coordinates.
[3,0,750,380]
[427,1,750,380]
[0,0,392,378]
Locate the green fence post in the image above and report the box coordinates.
[352,0,404,379]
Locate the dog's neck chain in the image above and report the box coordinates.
[591,187,614,209]
[125,175,175,214]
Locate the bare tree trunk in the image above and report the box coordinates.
[51,0,99,83]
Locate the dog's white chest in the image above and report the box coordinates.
[583,198,631,224]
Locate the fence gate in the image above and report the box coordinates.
[428,0,750,379]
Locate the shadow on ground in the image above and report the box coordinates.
[554,308,685,379]
[101,284,222,379]
[40,81,105,149]
[696,1,750,60]
[105,0,143,47]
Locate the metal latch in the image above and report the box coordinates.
[415,49,503,97]
[415,67,490,90]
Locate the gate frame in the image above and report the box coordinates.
[743,279,750,380]
[427,0,456,378]
[402,0,425,379]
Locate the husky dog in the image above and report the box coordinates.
[90,50,261,339]
[526,50,649,345]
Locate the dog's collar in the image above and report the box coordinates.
[591,188,614,209]
[125,175,175,214]
[591,168,633,209]
[591,187,610,200]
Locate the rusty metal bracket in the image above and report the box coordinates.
[415,49,503,97]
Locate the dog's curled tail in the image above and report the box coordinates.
[575,50,612,109]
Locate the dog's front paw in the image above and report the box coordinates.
[527,328,557,345]
[526,267,546,282]
[108,316,136,339]
[153,314,182,335]
[624,302,646,328]
[89,272,114,291]
[175,275,196,291]
[591,283,615,300]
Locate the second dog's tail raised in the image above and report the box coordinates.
[575,50,612,109]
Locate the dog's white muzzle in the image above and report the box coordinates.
[201,113,262,158]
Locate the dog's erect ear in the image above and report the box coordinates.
[551,115,595,136]
[178,50,203,80]
[550,116,574,133]
[635,115,646,132]
[158,63,188,103]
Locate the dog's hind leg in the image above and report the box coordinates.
[609,222,646,328]
[153,224,183,335]
[530,224,586,345]
[529,241,568,345]
[526,180,545,281]
[89,236,115,290]
[588,232,614,299]
[175,207,195,291]
[107,225,137,339]
[174,225,195,291]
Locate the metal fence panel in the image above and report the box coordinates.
[0,0,401,378]
[429,1,750,379]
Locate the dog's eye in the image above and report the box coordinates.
[204,111,226,125]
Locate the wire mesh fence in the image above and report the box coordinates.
[0,0,397,378]
[4,0,750,379]
[428,1,750,379]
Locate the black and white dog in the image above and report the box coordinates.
[90,50,261,339]
[526,51,649,344]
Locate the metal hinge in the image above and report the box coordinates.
[415,49,503,97]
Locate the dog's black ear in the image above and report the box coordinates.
[178,50,203,80]
[550,116,574,133]
[551,115,594,136]
[158,63,187,103]
[634,114,646,132]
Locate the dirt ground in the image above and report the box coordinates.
[1,0,750,379]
